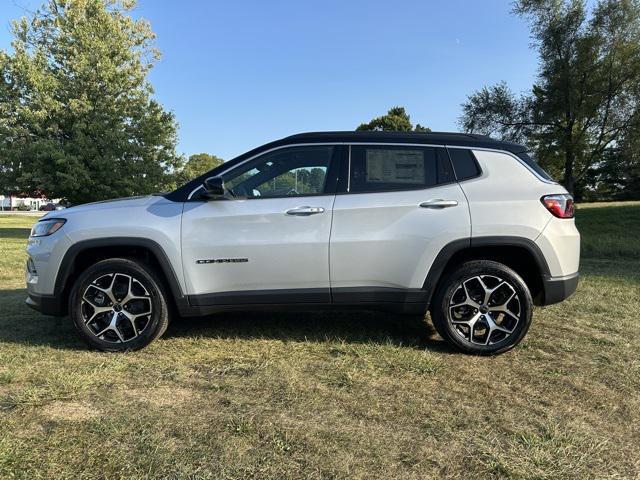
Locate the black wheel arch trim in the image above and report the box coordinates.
[54,237,187,312]
[421,238,470,305]
[470,236,551,277]
[422,236,552,306]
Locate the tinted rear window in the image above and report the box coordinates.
[448,149,481,180]
[516,152,555,182]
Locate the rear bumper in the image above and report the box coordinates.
[540,272,579,306]
[26,292,66,316]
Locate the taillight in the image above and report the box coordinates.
[541,194,574,218]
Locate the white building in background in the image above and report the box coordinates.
[0,194,62,211]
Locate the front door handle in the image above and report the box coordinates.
[419,199,458,209]
[286,206,325,216]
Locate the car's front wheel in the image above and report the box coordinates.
[430,260,533,355]
[69,258,169,352]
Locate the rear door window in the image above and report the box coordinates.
[348,146,454,193]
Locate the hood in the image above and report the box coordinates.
[73,195,152,207]
[49,195,159,218]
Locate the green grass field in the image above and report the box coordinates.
[0,204,639,479]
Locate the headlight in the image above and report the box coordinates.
[30,218,66,237]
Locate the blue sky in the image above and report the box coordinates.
[0,0,538,160]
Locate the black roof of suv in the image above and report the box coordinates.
[281,131,526,154]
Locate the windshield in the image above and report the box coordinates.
[516,152,556,182]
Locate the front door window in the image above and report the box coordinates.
[223,146,334,198]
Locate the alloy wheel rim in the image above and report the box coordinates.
[448,274,522,346]
[81,273,152,343]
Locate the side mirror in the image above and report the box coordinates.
[201,177,227,199]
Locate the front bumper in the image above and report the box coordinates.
[26,292,66,316]
[540,272,579,306]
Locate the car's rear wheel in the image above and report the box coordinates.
[69,258,169,352]
[430,260,533,355]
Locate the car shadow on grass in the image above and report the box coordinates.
[0,288,453,353]
[0,289,87,350]
[165,309,455,353]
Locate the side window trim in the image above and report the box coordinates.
[187,143,345,200]
[445,146,483,182]
[341,143,456,194]
[347,145,352,193]
[187,142,552,199]
[447,145,557,184]
[322,145,346,195]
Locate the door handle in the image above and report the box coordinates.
[419,199,458,209]
[285,206,325,216]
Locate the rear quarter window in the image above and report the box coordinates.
[516,152,556,182]
[447,148,481,180]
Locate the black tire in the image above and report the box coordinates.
[69,258,170,352]
[430,260,533,355]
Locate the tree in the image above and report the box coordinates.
[459,82,535,144]
[460,0,640,197]
[0,53,15,197]
[176,153,224,184]
[357,107,431,132]
[583,109,640,199]
[0,0,182,204]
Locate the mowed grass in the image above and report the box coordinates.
[0,206,639,480]
[576,200,640,259]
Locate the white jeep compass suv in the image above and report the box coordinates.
[25,132,580,354]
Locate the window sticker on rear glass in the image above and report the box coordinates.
[365,149,425,184]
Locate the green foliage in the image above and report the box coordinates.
[460,82,534,144]
[176,153,224,185]
[460,0,640,198]
[0,0,183,204]
[586,109,640,200]
[581,133,640,201]
[357,107,431,132]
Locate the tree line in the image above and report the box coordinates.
[462,0,640,200]
[358,1,640,200]
[1,0,638,204]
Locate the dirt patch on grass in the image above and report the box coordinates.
[122,386,198,408]
[44,400,100,421]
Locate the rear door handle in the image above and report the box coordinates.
[419,199,458,209]
[286,206,325,216]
